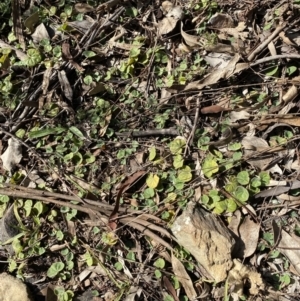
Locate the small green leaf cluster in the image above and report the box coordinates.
[47,248,75,280]
[201,171,270,214]
[201,146,243,178]
[54,286,74,301]
[28,125,96,178]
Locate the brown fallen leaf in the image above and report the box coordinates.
[184,54,240,91]
[237,216,260,258]
[208,13,234,28]
[171,253,197,300]
[255,180,300,199]
[180,22,202,47]
[108,170,146,230]
[74,3,94,13]
[162,276,180,301]
[158,17,178,35]
[201,105,231,114]
[273,220,300,275]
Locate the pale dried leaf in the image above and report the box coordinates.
[268,41,277,56]
[42,68,52,95]
[255,181,300,198]
[204,52,232,68]
[184,54,240,91]
[1,138,22,171]
[58,70,73,101]
[124,287,143,301]
[242,136,274,170]
[279,102,296,114]
[68,19,95,33]
[75,3,94,12]
[161,1,174,14]
[175,43,192,54]
[158,17,178,35]
[208,13,234,28]
[282,85,298,103]
[181,22,201,47]
[167,6,184,20]
[31,23,50,43]
[171,253,197,300]
[229,110,250,122]
[273,221,300,275]
[238,216,260,258]
[0,39,27,60]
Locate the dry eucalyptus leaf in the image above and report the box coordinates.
[220,22,248,41]
[171,253,197,300]
[1,138,22,171]
[158,17,178,35]
[237,216,260,258]
[208,13,234,28]
[241,136,274,170]
[268,41,277,56]
[255,180,300,199]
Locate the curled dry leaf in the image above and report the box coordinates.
[166,6,184,20]
[180,22,202,47]
[282,85,297,103]
[0,138,22,171]
[68,19,95,33]
[161,1,174,15]
[227,259,264,296]
[158,17,178,35]
[208,13,234,28]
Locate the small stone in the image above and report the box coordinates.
[171,202,235,282]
